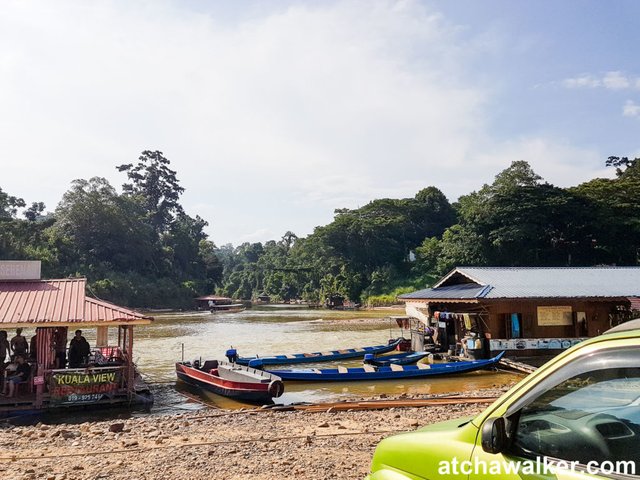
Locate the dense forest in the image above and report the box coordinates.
[2,152,639,308]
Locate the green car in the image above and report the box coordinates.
[367,326,640,479]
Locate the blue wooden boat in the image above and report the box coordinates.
[266,352,504,381]
[230,338,403,368]
[364,351,430,366]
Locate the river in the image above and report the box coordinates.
[131,306,519,412]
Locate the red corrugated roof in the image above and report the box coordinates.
[0,278,152,326]
[85,297,151,322]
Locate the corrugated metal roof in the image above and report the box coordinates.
[84,297,151,323]
[400,284,487,300]
[0,278,151,326]
[401,267,640,300]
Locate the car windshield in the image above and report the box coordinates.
[550,377,640,411]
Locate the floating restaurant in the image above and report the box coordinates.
[399,266,640,360]
[0,261,153,417]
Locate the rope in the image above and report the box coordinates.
[0,428,405,461]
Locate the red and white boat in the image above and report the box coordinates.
[175,360,284,404]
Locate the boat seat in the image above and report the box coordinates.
[390,364,404,372]
[321,352,333,356]
[363,365,376,373]
[417,363,431,370]
[311,369,322,374]
[337,366,348,373]
[354,348,365,352]
[285,355,297,359]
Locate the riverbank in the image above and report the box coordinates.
[0,388,510,480]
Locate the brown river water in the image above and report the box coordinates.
[131,306,519,412]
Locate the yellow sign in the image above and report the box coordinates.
[537,306,573,326]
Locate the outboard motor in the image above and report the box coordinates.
[226,348,238,363]
[363,353,375,365]
[268,379,285,398]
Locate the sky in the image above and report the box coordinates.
[1,0,639,245]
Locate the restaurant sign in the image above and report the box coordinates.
[537,306,573,326]
[50,370,120,405]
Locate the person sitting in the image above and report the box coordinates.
[10,328,28,359]
[68,330,91,368]
[2,355,31,397]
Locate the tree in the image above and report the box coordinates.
[24,202,46,222]
[0,187,25,220]
[117,150,185,234]
[606,156,640,179]
[51,177,155,275]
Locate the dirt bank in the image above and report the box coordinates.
[0,389,509,480]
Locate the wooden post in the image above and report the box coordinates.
[96,327,108,347]
[35,364,44,408]
[127,326,134,399]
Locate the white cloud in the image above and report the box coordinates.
[563,71,638,90]
[0,1,609,244]
[603,71,631,90]
[563,75,601,88]
[623,100,640,117]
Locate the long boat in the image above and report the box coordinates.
[365,351,430,366]
[231,338,403,367]
[265,352,504,381]
[210,303,246,313]
[176,360,285,404]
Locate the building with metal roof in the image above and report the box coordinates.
[0,261,153,415]
[398,266,640,360]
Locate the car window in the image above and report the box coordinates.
[510,347,640,478]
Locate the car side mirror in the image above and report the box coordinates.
[481,417,508,454]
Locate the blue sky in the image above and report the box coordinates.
[1,0,639,245]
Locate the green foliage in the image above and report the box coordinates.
[412,159,640,275]
[4,156,640,309]
[117,150,185,234]
[216,188,456,303]
[0,151,222,308]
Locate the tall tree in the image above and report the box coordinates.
[117,150,185,234]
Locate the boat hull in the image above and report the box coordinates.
[175,362,284,404]
[367,352,430,366]
[237,338,403,367]
[267,352,504,381]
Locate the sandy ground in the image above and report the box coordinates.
[0,388,511,480]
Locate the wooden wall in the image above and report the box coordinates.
[483,299,620,339]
